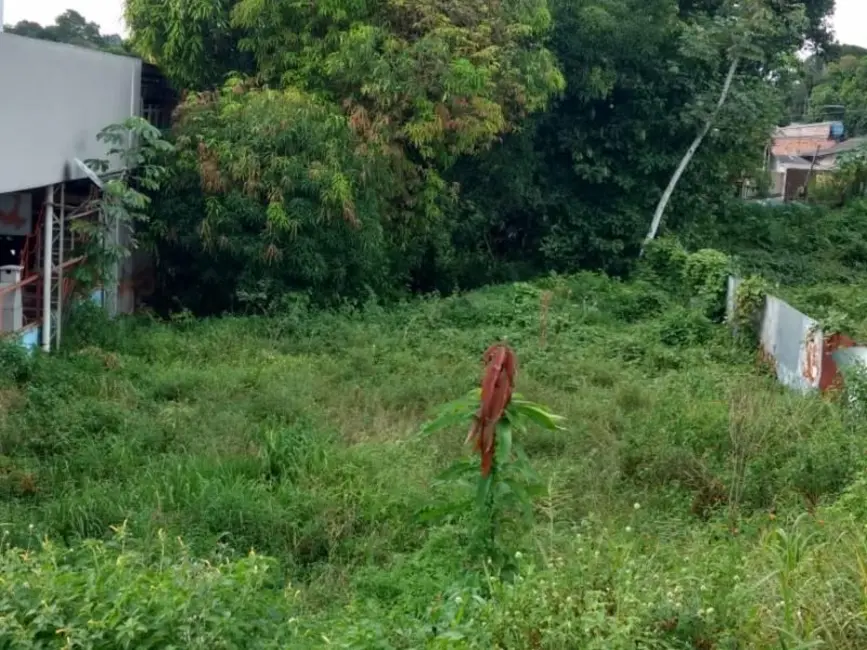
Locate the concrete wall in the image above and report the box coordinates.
[0,34,141,194]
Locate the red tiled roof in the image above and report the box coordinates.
[771,137,836,157]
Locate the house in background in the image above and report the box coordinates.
[0,31,175,350]
[771,121,844,158]
[766,121,844,200]
[767,122,867,201]
[810,136,867,168]
[764,121,865,201]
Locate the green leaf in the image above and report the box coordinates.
[435,460,476,483]
[419,390,480,437]
[420,410,473,437]
[495,422,513,465]
[475,474,493,511]
[415,501,465,523]
[509,400,566,431]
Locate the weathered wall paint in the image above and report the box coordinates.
[759,295,822,393]
[820,333,856,391]
[727,275,859,393]
[19,324,39,350]
[0,33,142,194]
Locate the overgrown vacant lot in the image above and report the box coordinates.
[2,274,867,648]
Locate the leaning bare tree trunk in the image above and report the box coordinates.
[641,56,740,255]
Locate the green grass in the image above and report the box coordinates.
[777,280,867,341]
[1,273,867,648]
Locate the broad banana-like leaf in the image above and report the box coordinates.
[508,400,566,431]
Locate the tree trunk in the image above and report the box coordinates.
[641,56,740,255]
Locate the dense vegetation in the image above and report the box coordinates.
[4,0,867,647]
[5,268,867,648]
[791,43,867,132]
[121,0,851,311]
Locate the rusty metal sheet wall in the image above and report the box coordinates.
[759,296,823,393]
[726,276,823,393]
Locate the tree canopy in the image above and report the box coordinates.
[4,10,126,53]
[119,0,844,310]
[809,50,867,135]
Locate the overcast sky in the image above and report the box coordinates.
[3,0,867,46]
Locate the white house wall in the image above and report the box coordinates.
[0,33,141,195]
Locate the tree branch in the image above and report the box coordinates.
[642,56,740,255]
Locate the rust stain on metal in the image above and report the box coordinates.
[803,333,821,384]
[820,333,857,393]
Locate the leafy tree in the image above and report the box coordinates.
[452,0,810,275]
[52,9,104,46]
[232,0,563,162]
[148,79,392,312]
[5,10,126,54]
[4,20,45,39]
[809,53,867,135]
[644,0,810,249]
[125,0,836,309]
[127,0,563,160]
[834,44,867,59]
[127,0,565,306]
[125,0,253,90]
[782,53,829,123]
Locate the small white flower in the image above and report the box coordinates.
[515,551,523,560]
[633,502,641,510]
[625,526,632,533]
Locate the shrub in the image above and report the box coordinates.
[0,531,298,649]
[0,339,32,386]
[607,281,672,324]
[61,299,122,351]
[641,237,689,291]
[683,249,731,320]
[656,307,714,347]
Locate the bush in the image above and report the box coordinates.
[61,299,123,351]
[640,237,689,291]
[0,339,32,386]
[656,307,714,347]
[683,249,731,320]
[695,200,867,286]
[0,532,297,649]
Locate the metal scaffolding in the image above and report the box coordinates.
[36,182,100,351]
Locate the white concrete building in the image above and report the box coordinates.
[0,32,173,350]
